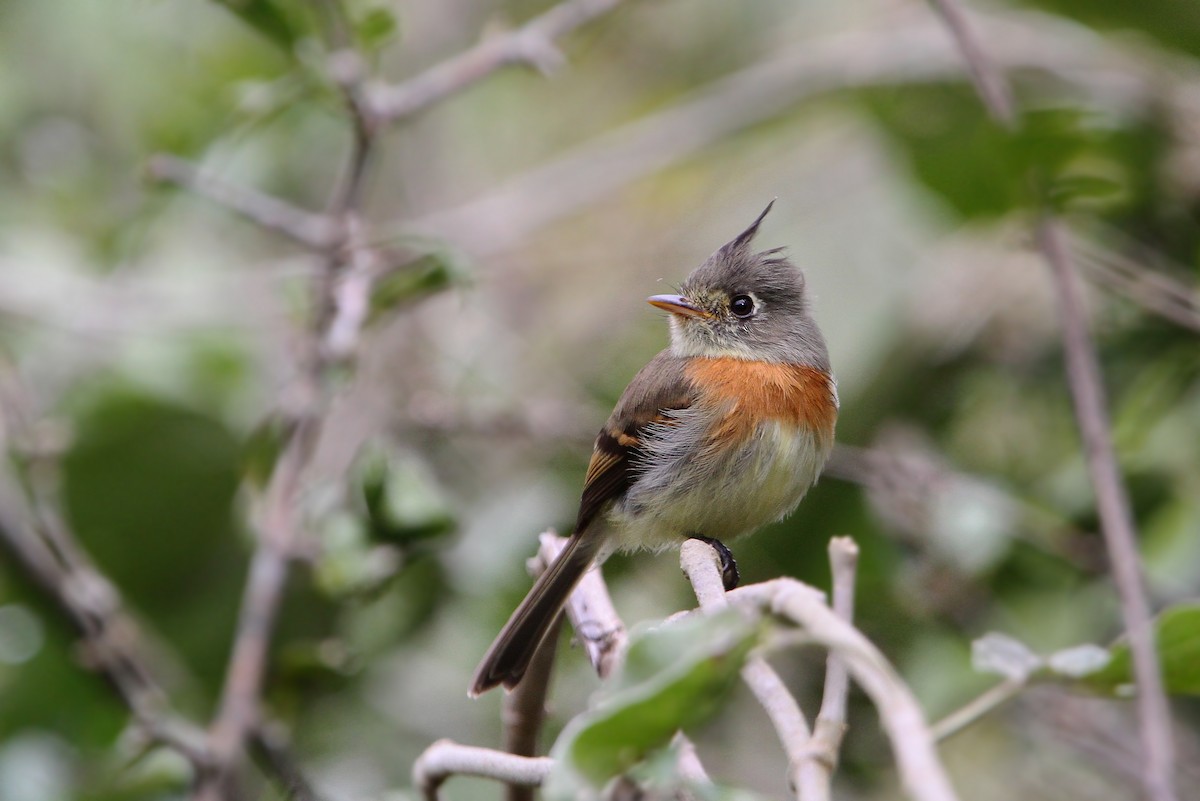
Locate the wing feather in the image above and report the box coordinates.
[574,350,695,533]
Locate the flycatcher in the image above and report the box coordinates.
[471,202,837,696]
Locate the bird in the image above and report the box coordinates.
[469,201,837,696]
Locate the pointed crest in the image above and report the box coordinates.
[724,199,776,252]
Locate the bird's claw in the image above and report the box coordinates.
[687,535,740,591]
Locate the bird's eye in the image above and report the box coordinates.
[730,294,755,318]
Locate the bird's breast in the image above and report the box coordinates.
[610,358,837,551]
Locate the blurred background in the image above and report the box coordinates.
[0,0,1198,799]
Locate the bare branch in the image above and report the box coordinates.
[148,155,341,250]
[671,731,711,786]
[805,537,860,789]
[682,539,956,801]
[925,0,1016,126]
[727,578,960,801]
[1071,233,1200,334]
[1038,218,1177,800]
[400,8,1160,258]
[503,615,563,801]
[250,722,325,801]
[924,2,1178,798]
[680,541,817,800]
[194,29,387,801]
[413,740,554,801]
[536,533,627,678]
[368,0,626,123]
[930,678,1025,742]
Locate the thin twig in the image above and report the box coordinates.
[924,2,1178,798]
[1038,218,1177,801]
[672,731,712,786]
[930,678,1026,742]
[368,0,626,123]
[399,8,1153,258]
[680,540,815,800]
[1071,234,1200,334]
[803,537,860,794]
[925,0,1015,126]
[250,722,325,801]
[413,741,554,801]
[727,577,960,801]
[148,155,341,250]
[682,540,958,801]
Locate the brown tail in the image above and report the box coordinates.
[469,533,600,696]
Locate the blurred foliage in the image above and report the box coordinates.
[62,389,246,692]
[1086,603,1200,697]
[546,611,757,794]
[0,0,1198,800]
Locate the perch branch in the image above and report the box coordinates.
[368,0,627,123]
[680,541,817,800]
[925,1,1177,798]
[686,554,960,801]
[418,535,711,800]
[746,579,958,801]
[413,740,554,801]
[537,533,627,677]
[805,537,860,790]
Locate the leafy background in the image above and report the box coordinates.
[0,0,1198,800]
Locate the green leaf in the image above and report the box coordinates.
[1084,602,1200,696]
[858,83,1028,219]
[357,445,455,545]
[211,0,303,52]
[1047,175,1123,212]
[368,243,465,318]
[355,6,399,52]
[61,389,244,691]
[545,611,758,795]
[972,632,1042,681]
[241,413,291,489]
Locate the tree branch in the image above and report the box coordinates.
[502,615,563,801]
[413,740,554,801]
[536,533,627,678]
[367,0,627,123]
[680,540,816,800]
[930,678,1025,742]
[0,474,211,768]
[683,537,958,801]
[803,537,859,795]
[1037,218,1177,800]
[192,25,388,801]
[250,722,325,801]
[148,155,341,250]
[924,2,1178,799]
[725,575,960,801]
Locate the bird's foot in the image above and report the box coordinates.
[686,535,740,591]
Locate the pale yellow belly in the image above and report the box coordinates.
[607,421,830,553]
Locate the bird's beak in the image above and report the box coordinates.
[647,294,711,319]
